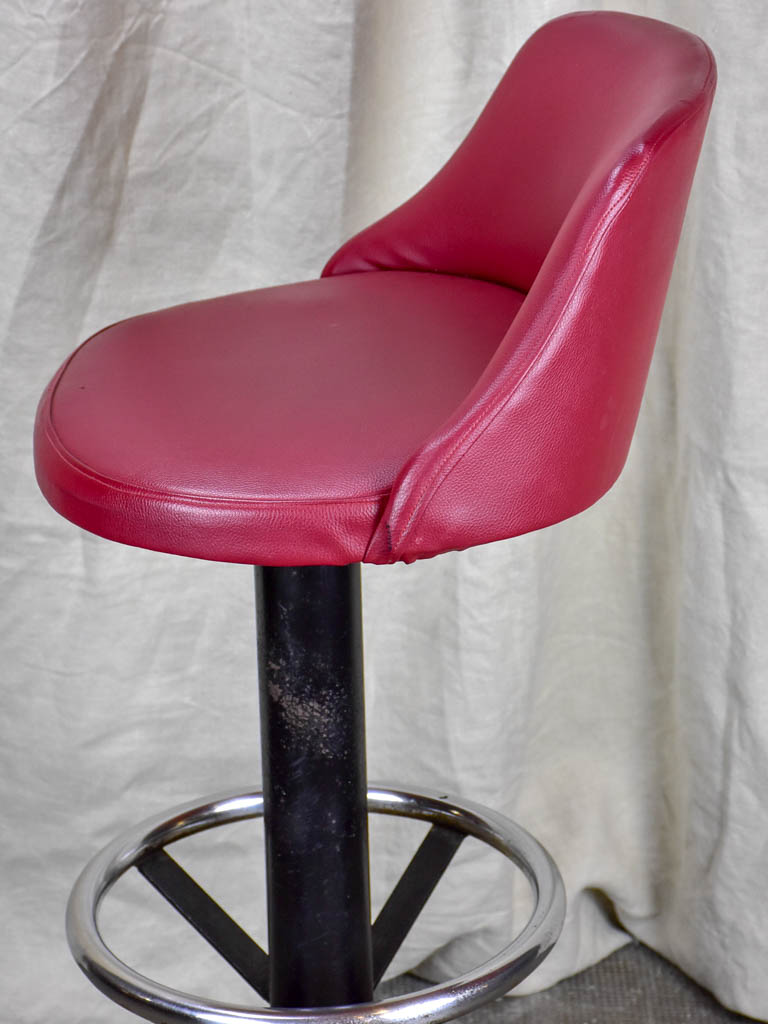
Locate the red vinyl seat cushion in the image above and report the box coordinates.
[34,13,715,567]
[35,271,525,565]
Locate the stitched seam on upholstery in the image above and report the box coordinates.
[389,87,713,554]
[43,421,388,509]
[389,184,644,547]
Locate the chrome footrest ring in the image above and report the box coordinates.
[66,783,566,1024]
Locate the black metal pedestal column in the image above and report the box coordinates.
[255,564,374,1008]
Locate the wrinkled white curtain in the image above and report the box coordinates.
[2,1,767,1021]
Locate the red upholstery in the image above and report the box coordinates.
[34,12,715,566]
[35,273,523,565]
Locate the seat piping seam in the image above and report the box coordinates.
[387,73,715,556]
[42,419,389,510]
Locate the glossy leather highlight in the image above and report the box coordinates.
[35,12,716,566]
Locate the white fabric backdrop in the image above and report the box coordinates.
[2,1,767,1020]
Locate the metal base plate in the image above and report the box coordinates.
[66,784,566,1024]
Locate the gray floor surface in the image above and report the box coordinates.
[383,941,760,1023]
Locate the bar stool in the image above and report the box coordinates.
[33,12,715,1024]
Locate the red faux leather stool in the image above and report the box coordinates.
[34,12,715,1024]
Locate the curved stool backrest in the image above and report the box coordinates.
[325,12,715,564]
